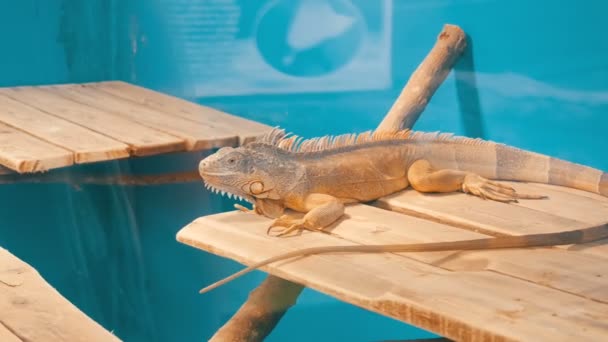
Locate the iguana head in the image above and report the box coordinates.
[198,145,297,203]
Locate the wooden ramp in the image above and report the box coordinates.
[178,182,608,341]
[0,81,270,173]
[0,247,120,341]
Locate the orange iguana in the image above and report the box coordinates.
[197,127,608,294]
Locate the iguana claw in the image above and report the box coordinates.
[462,174,547,202]
[267,215,309,237]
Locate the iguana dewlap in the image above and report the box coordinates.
[196,127,608,294]
[200,128,607,237]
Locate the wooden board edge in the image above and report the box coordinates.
[88,81,273,145]
[0,248,120,341]
[175,216,608,342]
[126,140,187,157]
[0,123,75,173]
[0,87,190,158]
[73,148,130,164]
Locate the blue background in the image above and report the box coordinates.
[0,1,607,341]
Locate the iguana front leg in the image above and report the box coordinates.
[408,159,546,202]
[268,194,344,237]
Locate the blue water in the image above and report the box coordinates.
[1,1,607,341]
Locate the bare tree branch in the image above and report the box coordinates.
[377,24,467,131]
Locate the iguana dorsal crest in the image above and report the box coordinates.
[248,127,495,155]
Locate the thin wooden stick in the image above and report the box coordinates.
[210,24,468,342]
[377,24,467,131]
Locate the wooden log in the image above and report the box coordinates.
[210,24,468,342]
[377,24,467,131]
[209,276,303,342]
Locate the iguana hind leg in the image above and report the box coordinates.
[268,194,344,237]
[408,159,546,202]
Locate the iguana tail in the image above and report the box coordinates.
[198,222,608,294]
[423,136,608,196]
[493,144,607,196]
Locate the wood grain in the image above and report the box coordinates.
[0,82,272,172]
[0,87,186,156]
[178,210,608,342]
[42,85,239,150]
[0,94,129,164]
[0,122,74,173]
[375,182,608,259]
[375,187,590,236]
[89,81,271,145]
[0,248,119,341]
[505,182,608,259]
[377,24,467,131]
[333,204,608,304]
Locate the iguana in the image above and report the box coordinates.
[197,127,608,294]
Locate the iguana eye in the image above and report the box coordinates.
[227,158,235,164]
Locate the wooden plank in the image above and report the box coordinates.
[43,85,239,150]
[0,122,74,173]
[0,95,129,164]
[88,81,271,145]
[177,211,608,342]
[375,182,608,259]
[329,205,608,304]
[375,183,604,235]
[504,183,608,259]
[0,87,186,157]
[0,247,120,341]
[235,201,608,303]
[532,182,608,202]
[506,182,608,224]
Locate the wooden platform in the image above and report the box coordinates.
[0,247,119,341]
[0,81,270,173]
[177,182,608,341]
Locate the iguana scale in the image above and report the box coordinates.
[197,128,608,294]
